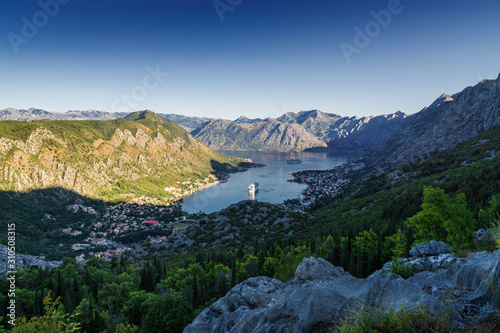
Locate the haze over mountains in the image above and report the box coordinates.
[2,74,499,169]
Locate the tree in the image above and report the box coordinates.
[406,186,476,249]
[141,293,193,333]
[11,293,80,333]
[406,187,447,243]
[319,234,335,262]
[384,229,407,261]
[353,229,378,277]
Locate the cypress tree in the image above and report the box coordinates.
[348,251,355,275]
[193,274,198,307]
[356,243,363,278]
[231,258,236,287]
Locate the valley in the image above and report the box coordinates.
[1,74,499,333]
[3,1,500,331]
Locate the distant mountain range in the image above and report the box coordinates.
[0,108,128,121]
[2,73,499,167]
[0,108,208,133]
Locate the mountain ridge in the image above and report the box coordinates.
[2,73,499,161]
[0,110,241,201]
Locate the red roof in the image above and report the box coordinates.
[143,220,159,225]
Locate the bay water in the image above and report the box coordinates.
[181,151,347,214]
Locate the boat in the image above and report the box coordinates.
[287,159,302,164]
[248,182,259,193]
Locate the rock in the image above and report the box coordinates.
[410,240,451,257]
[474,228,498,242]
[293,256,348,283]
[0,244,61,275]
[185,253,500,333]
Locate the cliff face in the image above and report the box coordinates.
[377,74,500,167]
[191,118,328,151]
[192,110,407,152]
[0,110,238,200]
[184,250,500,333]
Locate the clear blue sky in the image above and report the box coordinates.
[1,0,499,119]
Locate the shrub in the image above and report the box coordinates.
[331,304,453,333]
[10,293,80,333]
[387,260,414,279]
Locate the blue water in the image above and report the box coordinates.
[181,151,347,214]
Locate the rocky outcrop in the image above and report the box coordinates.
[382,253,458,273]
[409,240,452,257]
[0,244,61,275]
[293,256,347,283]
[185,252,500,333]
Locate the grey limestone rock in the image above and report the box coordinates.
[293,256,348,284]
[409,240,452,257]
[185,252,500,333]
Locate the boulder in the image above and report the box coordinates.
[409,240,451,257]
[474,228,498,242]
[293,256,348,284]
[184,253,500,333]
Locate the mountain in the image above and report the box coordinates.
[159,113,212,132]
[277,109,407,152]
[0,110,241,200]
[376,74,500,168]
[191,109,407,152]
[0,108,213,133]
[191,118,328,151]
[0,108,127,121]
[191,74,499,157]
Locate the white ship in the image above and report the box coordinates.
[248,182,259,193]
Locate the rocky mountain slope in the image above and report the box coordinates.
[0,110,241,201]
[185,247,500,333]
[278,109,407,152]
[375,74,500,168]
[191,110,407,152]
[191,118,328,151]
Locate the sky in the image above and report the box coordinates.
[1,0,499,120]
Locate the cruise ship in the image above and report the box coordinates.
[248,183,259,193]
[287,159,302,164]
